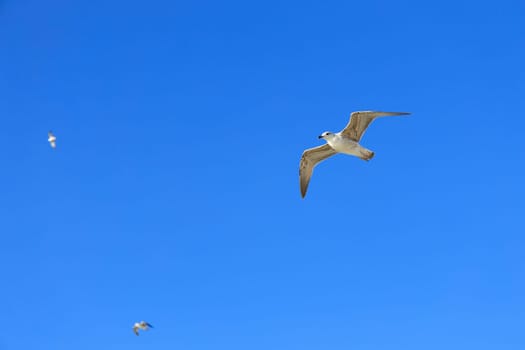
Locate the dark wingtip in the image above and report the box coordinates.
[387,112,410,116]
[377,111,411,116]
[300,186,307,198]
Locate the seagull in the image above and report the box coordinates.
[299,111,410,198]
[48,131,56,149]
[133,321,154,336]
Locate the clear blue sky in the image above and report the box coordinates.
[1,0,524,349]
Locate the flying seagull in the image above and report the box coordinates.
[48,131,56,149]
[299,111,410,198]
[133,321,154,336]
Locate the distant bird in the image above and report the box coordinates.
[47,131,56,149]
[133,321,154,336]
[299,111,410,198]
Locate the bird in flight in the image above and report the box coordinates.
[299,111,410,198]
[48,131,57,149]
[132,321,154,336]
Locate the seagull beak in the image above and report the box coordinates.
[318,135,323,139]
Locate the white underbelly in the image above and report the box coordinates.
[327,138,362,155]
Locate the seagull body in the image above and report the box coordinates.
[319,132,374,160]
[133,321,153,336]
[299,111,410,198]
[48,131,56,149]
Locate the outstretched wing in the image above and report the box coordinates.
[299,144,337,198]
[340,111,410,142]
[133,326,139,336]
[146,322,153,328]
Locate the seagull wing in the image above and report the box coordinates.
[133,326,139,336]
[299,144,337,198]
[340,111,410,142]
[145,322,154,328]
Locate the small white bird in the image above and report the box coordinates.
[133,321,154,336]
[299,111,410,198]
[48,131,57,149]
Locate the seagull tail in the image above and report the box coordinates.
[359,149,374,161]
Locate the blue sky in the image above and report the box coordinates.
[1,0,524,349]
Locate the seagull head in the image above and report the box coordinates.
[318,131,333,140]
